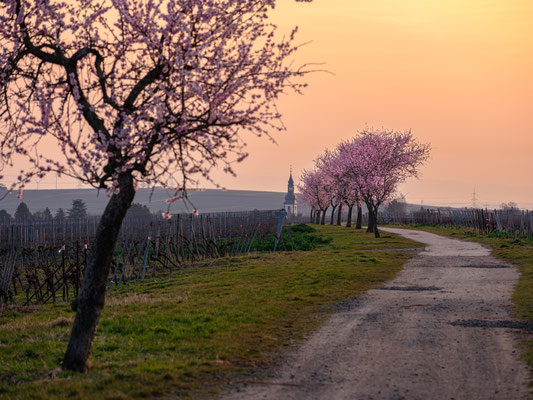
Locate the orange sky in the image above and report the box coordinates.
[6,0,533,208]
[210,0,533,208]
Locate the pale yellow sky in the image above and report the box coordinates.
[6,0,533,208]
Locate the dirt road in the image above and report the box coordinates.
[224,228,531,400]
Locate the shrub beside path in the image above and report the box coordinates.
[224,228,531,400]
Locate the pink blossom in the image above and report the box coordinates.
[0,0,312,196]
[165,195,184,204]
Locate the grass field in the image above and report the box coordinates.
[392,224,533,381]
[0,225,421,399]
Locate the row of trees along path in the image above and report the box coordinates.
[299,128,430,237]
[0,0,312,372]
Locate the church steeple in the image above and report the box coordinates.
[288,165,294,189]
[284,166,297,216]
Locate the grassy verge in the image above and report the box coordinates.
[0,225,421,399]
[388,224,533,380]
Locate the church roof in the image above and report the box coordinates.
[285,192,296,203]
[288,166,294,185]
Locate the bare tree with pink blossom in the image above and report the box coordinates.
[300,148,365,228]
[0,0,312,371]
[321,148,362,228]
[298,168,332,225]
[313,150,342,225]
[338,128,430,237]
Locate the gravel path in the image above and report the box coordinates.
[223,228,531,400]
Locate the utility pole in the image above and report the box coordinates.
[471,189,478,208]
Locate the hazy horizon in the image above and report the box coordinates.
[0,186,529,214]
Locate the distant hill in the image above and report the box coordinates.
[0,187,311,216]
[0,186,463,219]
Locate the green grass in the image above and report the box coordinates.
[249,223,333,252]
[388,224,533,382]
[0,225,421,399]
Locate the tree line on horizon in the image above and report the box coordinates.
[0,200,153,223]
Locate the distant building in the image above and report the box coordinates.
[284,168,297,216]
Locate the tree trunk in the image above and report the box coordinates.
[346,205,353,227]
[320,209,327,225]
[62,173,136,372]
[373,207,380,238]
[367,203,374,233]
[309,209,313,224]
[355,203,362,229]
[315,210,320,224]
[330,204,337,225]
[336,203,343,225]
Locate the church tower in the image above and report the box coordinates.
[284,167,297,216]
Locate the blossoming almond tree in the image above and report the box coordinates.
[338,129,430,237]
[323,148,361,228]
[0,0,312,372]
[313,150,341,224]
[298,168,331,225]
